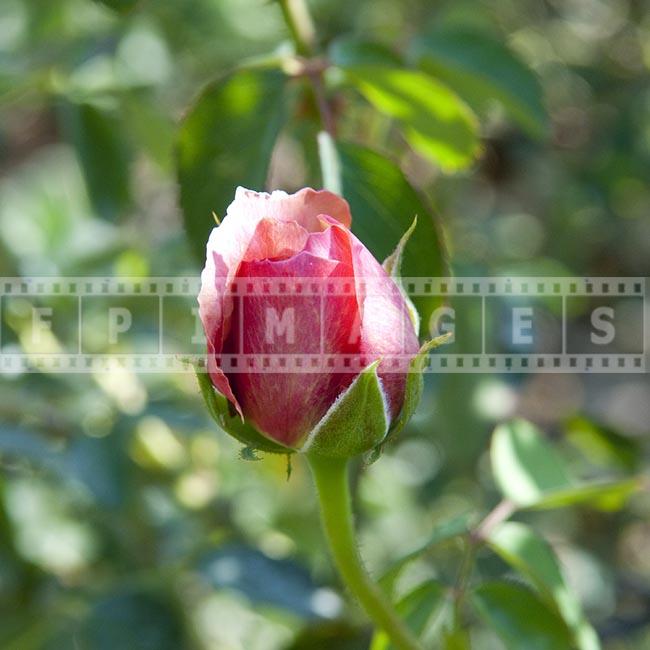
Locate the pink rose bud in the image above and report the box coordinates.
[197,187,422,457]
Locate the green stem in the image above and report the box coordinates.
[277,0,316,56]
[453,499,516,627]
[277,0,341,192]
[452,536,477,628]
[307,455,423,650]
[317,131,342,194]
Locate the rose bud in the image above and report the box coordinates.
[197,187,440,458]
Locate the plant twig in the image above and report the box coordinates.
[471,498,516,544]
[453,499,516,627]
[309,72,336,136]
[452,536,478,627]
[277,0,316,57]
[279,0,335,135]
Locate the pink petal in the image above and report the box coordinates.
[304,216,354,263]
[199,189,350,328]
[242,218,310,262]
[230,186,352,231]
[347,232,420,420]
[198,188,353,414]
[205,338,242,418]
[222,250,360,447]
[198,226,245,415]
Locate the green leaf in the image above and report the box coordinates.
[120,95,175,171]
[93,0,140,13]
[490,419,640,511]
[528,478,640,512]
[472,581,574,650]
[371,581,446,650]
[565,416,640,471]
[338,142,448,329]
[287,621,368,650]
[60,102,131,221]
[329,38,403,67]
[195,368,289,455]
[317,130,342,195]
[301,361,389,458]
[490,419,572,507]
[379,514,471,595]
[176,69,288,262]
[411,29,547,138]
[443,629,471,650]
[344,66,480,171]
[488,522,600,650]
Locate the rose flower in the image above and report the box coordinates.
[198,187,421,456]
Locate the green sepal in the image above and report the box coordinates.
[195,367,290,455]
[301,361,389,458]
[383,215,416,276]
[382,216,420,334]
[369,333,452,463]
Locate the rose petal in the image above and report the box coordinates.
[303,219,351,263]
[199,188,348,413]
[242,218,310,262]
[347,231,420,420]
[205,337,243,419]
[199,188,352,386]
[223,250,360,447]
[231,186,352,231]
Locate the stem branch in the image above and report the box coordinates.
[310,72,336,136]
[471,498,516,544]
[277,0,316,56]
[308,455,423,650]
[453,498,516,626]
[277,0,341,190]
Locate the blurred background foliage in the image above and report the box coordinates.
[0,0,649,648]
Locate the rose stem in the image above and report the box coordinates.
[278,0,336,135]
[307,454,424,650]
[277,0,315,57]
